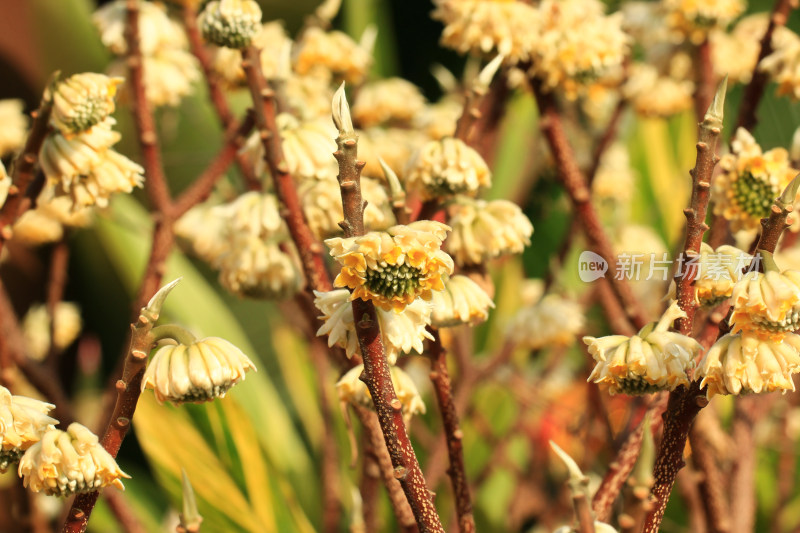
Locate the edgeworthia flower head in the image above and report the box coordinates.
[141,337,257,405]
[325,221,454,312]
[199,0,262,49]
[405,137,492,201]
[430,274,494,327]
[50,73,123,136]
[0,387,58,472]
[18,423,130,495]
[336,364,426,423]
[585,302,702,395]
[447,198,533,266]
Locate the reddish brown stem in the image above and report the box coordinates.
[428,331,475,533]
[689,420,731,533]
[532,80,647,330]
[172,111,256,218]
[693,40,715,123]
[735,0,798,133]
[240,46,332,293]
[334,118,443,531]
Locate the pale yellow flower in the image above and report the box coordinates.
[175,201,230,264]
[142,337,257,405]
[0,387,57,472]
[294,27,371,84]
[729,268,800,340]
[712,128,799,233]
[211,22,292,87]
[413,98,462,140]
[108,49,200,107]
[693,243,752,308]
[198,0,262,49]
[358,127,429,179]
[623,62,694,118]
[698,332,800,397]
[213,191,285,240]
[430,275,494,328]
[217,236,303,299]
[509,293,584,350]
[531,0,630,99]
[352,78,427,128]
[446,198,533,266]
[585,302,702,395]
[12,194,93,246]
[759,27,800,100]
[18,423,129,495]
[663,0,746,44]
[592,142,635,208]
[405,137,492,201]
[0,99,28,156]
[710,15,780,84]
[284,72,335,119]
[326,221,454,311]
[50,73,122,136]
[93,0,187,55]
[314,289,434,364]
[432,0,541,64]
[22,303,83,362]
[299,177,394,240]
[0,161,10,208]
[337,364,426,423]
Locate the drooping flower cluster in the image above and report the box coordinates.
[509,288,584,351]
[18,423,129,496]
[759,26,800,100]
[430,275,494,328]
[293,26,372,85]
[692,244,753,308]
[586,302,702,395]
[38,73,144,210]
[93,0,200,107]
[22,302,83,361]
[712,128,799,233]
[326,221,454,312]
[0,99,28,156]
[352,78,427,128]
[337,364,426,424]
[697,254,800,396]
[142,336,257,405]
[211,21,293,87]
[198,0,262,49]
[0,386,57,472]
[623,59,694,118]
[663,0,746,44]
[405,137,492,201]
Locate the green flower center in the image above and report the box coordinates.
[617,375,664,395]
[174,383,235,404]
[364,262,423,298]
[202,14,260,49]
[699,294,730,309]
[731,170,779,219]
[749,307,800,333]
[67,96,109,133]
[0,448,23,473]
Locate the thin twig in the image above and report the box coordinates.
[689,416,732,533]
[427,330,475,533]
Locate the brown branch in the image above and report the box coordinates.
[735,0,798,133]
[689,416,731,533]
[694,40,715,123]
[333,109,444,532]
[172,111,256,218]
[573,493,594,533]
[103,492,148,533]
[0,89,53,256]
[360,438,383,533]
[531,79,647,330]
[240,45,332,293]
[427,330,475,533]
[181,4,259,189]
[44,238,70,366]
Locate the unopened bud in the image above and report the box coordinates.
[199,0,262,49]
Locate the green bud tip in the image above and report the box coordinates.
[144,278,182,319]
[180,469,203,532]
[331,82,354,135]
[379,157,405,200]
[778,173,800,209]
[705,75,728,123]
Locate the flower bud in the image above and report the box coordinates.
[0,387,58,472]
[199,0,262,49]
[50,73,122,136]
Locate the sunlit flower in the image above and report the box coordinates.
[509,292,584,350]
[175,201,230,264]
[326,221,454,311]
[18,423,129,495]
[299,177,394,240]
[0,387,57,472]
[213,191,285,239]
[314,289,433,364]
[446,198,533,266]
[293,27,371,84]
[432,0,541,64]
[352,78,427,128]
[693,243,752,308]
[50,73,122,136]
[713,128,799,233]
[108,49,200,107]
[0,99,28,156]
[759,27,800,100]
[531,0,630,99]
[405,137,491,201]
[336,364,426,423]
[592,142,635,210]
[585,302,702,395]
[93,0,187,55]
[217,236,303,299]
[211,22,291,86]
[663,0,746,44]
[198,0,262,49]
[623,62,694,118]
[430,274,494,327]
[710,15,779,84]
[697,332,800,397]
[729,267,800,340]
[142,337,257,405]
[358,127,428,179]
[22,303,83,362]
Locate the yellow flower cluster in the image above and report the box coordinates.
[198,0,262,49]
[336,364,426,424]
[585,302,701,395]
[510,292,584,350]
[293,27,372,84]
[50,73,122,136]
[405,137,492,201]
[0,387,57,472]
[326,221,454,312]
[623,62,694,118]
[430,275,494,328]
[759,27,800,100]
[693,243,751,308]
[712,128,799,233]
[18,423,129,496]
[663,0,746,44]
[352,78,427,128]
[212,22,292,87]
[0,100,27,157]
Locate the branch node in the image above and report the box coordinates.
[390,398,403,411]
[115,380,127,393]
[393,466,408,480]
